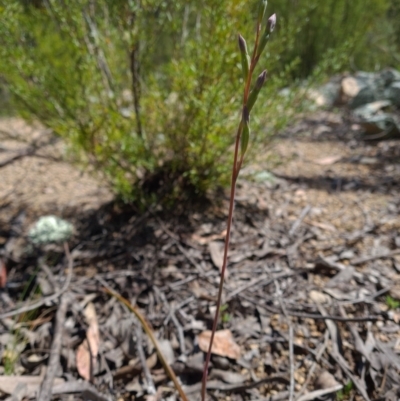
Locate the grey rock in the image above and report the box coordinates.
[379,68,400,86]
[350,86,377,109]
[387,82,400,107]
[353,100,392,119]
[319,81,341,107]
[359,114,400,139]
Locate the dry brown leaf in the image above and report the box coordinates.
[76,340,91,381]
[309,290,330,304]
[208,241,225,274]
[146,352,158,369]
[0,258,7,288]
[314,155,341,165]
[191,230,226,245]
[197,329,241,360]
[157,339,175,365]
[76,302,100,381]
[84,302,100,359]
[304,220,337,232]
[189,280,204,298]
[315,370,340,389]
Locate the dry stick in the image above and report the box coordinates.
[226,270,300,302]
[275,280,295,401]
[154,286,186,356]
[134,322,156,395]
[102,287,188,401]
[338,305,377,385]
[37,293,71,401]
[351,249,400,266]
[155,217,205,274]
[318,304,371,401]
[289,204,312,237]
[37,244,73,400]
[0,242,73,320]
[338,305,373,363]
[52,381,112,401]
[295,330,329,400]
[296,385,343,401]
[287,317,295,401]
[185,375,289,394]
[264,302,380,322]
[164,296,195,325]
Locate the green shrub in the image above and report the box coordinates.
[0,0,396,204]
[0,1,248,204]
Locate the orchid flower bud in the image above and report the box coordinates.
[246,70,267,112]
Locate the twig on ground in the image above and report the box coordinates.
[184,375,289,394]
[339,287,391,305]
[289,204,311,237]
[100,351,114,390]
[51,381,112,401]
[0,242,73,320]
[269,330,333,369]
[154,286,186,355]
[275,279,295,401]
[164,296,195,327]
[339,305,373,364]
[226,271,301,302]
[155,217,205,274]
[98,277,188,401]
[37,293,71,401]
[259,302,380,322]
[296,384,343,401]
[134,322,156,395]
[288,318,295,401]
[351,249,400,266]
[39,258,60,291]
[296,330,329,400]
[318,304,371,401]
[315,255,347,271]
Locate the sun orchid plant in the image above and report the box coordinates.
[201,2,276,400]
[104,3,276,400]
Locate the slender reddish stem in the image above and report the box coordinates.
[200,120,243,401]
[201,23,263,401]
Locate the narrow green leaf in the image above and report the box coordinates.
[241,107,250,156]
[257,0,268,24]
[238,34,250,81]
[256,33,270,57]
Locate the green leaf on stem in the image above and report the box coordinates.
[257,0,268,24]
[241,106,250,156]
[238,34,250,81]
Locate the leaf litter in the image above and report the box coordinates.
[0,109,400,401]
